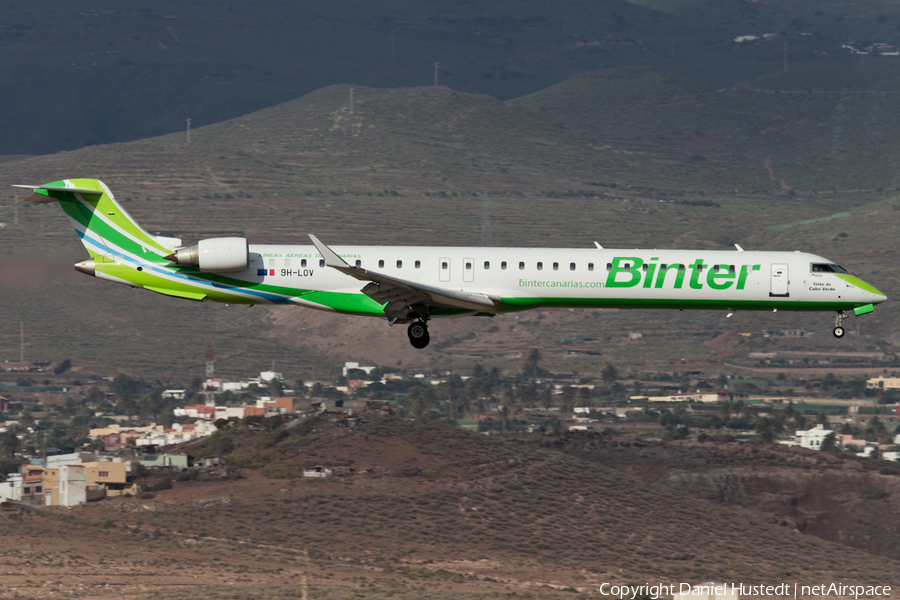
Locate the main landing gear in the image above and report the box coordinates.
[833,310,845,339]
[408,320,430,349]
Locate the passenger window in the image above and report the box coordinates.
[484,261,490,270]
[570,262,576,271]
[319,259,325,268]
[301,259,307,268]
[660,264,667,271]
[355,259,361,268]
[442,261,448,269]
[379,260,385,268]
[519,261,525,270]
[588,263,594,272]
[729,265,735,274]
[466,261,472,270]
[268,259,275,269]
[501,261,507,270]
[606,263,612,271]
[537,262,543,271]
[641,264,648,272]
[415,260,421,269]
[285,259,290,269]
[553,262,559,271]
[678,265,685,272]
[397,260,402,268]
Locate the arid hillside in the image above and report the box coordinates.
[556,433,900,559]
[11,413,889,599]
[3,70,900,379]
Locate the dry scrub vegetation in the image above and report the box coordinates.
[20,415,891,599]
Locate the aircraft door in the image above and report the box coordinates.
[770,263,789,297]
[463,257,475,283]
[440,258,450,282]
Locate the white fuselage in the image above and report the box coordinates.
[241,245,881,311]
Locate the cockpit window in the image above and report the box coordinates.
[811,263,850,274]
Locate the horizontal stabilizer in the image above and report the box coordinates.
[13,184,103,195]
[144,286,207,302]
[13,183,103,203]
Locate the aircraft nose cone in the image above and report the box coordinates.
[847,275,887,303]
[74,258,95,277]
[867,284,888,303]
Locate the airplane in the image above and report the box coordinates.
[13,178,887,349]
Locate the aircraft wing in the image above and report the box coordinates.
[309,235,498,319]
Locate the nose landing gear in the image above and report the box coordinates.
[408,320,430,349]
[833,310,845,338]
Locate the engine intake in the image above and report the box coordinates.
[166,237,249,273]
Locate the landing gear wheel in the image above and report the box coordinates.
[833,310,846,339]
[407,321,430,349]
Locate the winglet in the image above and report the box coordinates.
[309,234,350,268]
[594,241,603,249]
[734,244,744,251]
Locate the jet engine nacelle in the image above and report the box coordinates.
[168,237,249,273]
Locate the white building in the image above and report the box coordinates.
[796,424,834,450]
[638,393,723,403]
[867,376,900,390]
[303,466,332,478]
[0,473,22,502]
[134,420,217,448]
[215,406,248,420]
[58,465,86,507]
[46,453,83,468]
[222,381,250,392]
[342,362,376,377]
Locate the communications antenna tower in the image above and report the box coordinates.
[204,345,215,405]
[205,344,214,378]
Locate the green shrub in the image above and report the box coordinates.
[175,469,200,482]
[148,477,173,492]
[260,463,304,479]
[229,451,282,470]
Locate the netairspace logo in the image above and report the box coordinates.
[598,583,892,600]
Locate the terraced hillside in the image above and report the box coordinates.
[1,67,899,378]
[511,63,900,192]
